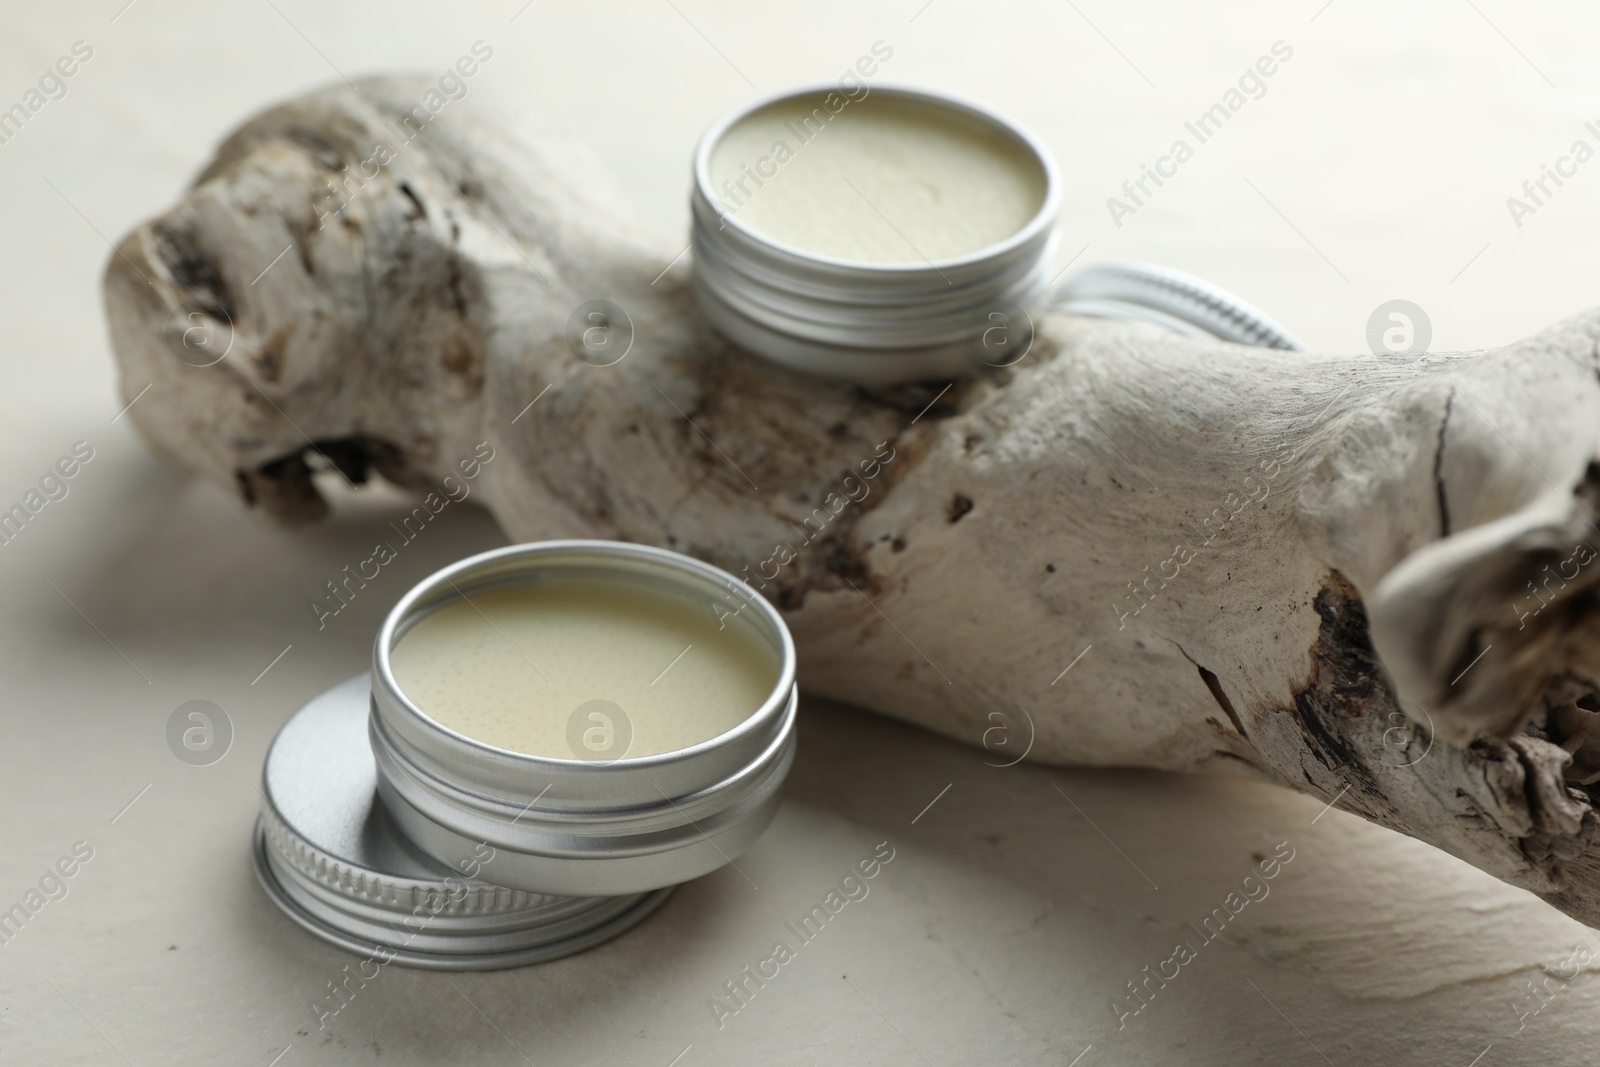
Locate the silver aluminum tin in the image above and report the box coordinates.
[690,83,1061,386]
[253,674,671,971]
[370,541,798,897]
[1052,262,1303,350]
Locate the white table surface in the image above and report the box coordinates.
[4,1,1600,1063]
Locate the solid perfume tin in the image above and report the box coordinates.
[690,83,1060,385]
[368,541,798,897]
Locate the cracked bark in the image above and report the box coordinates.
[1434,389,1453,538]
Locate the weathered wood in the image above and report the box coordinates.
[102,76,1600,926]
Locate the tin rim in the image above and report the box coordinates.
[1051,262,1303,350]
[691,81,1060,275]
[370,541,799,895]
[251,674,674,970]
[253,822,673,971]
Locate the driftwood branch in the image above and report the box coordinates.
[103,76,1600,927]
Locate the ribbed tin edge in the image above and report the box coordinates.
[258,791,559,918]
[253,821,673,971]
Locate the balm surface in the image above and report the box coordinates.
[709,91,1047,265]
[389,579,778,759]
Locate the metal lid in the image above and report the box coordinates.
[1051,261,1302,349]
[370,541,799,897]
[253,674,672,971]
[690,83,1061,385]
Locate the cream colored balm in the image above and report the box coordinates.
[709,91,1048,265]
[389,579,779,760]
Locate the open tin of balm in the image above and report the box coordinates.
[691,84,1059,385]
[369,541,798,897]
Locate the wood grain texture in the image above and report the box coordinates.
[104,76,1600,929]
